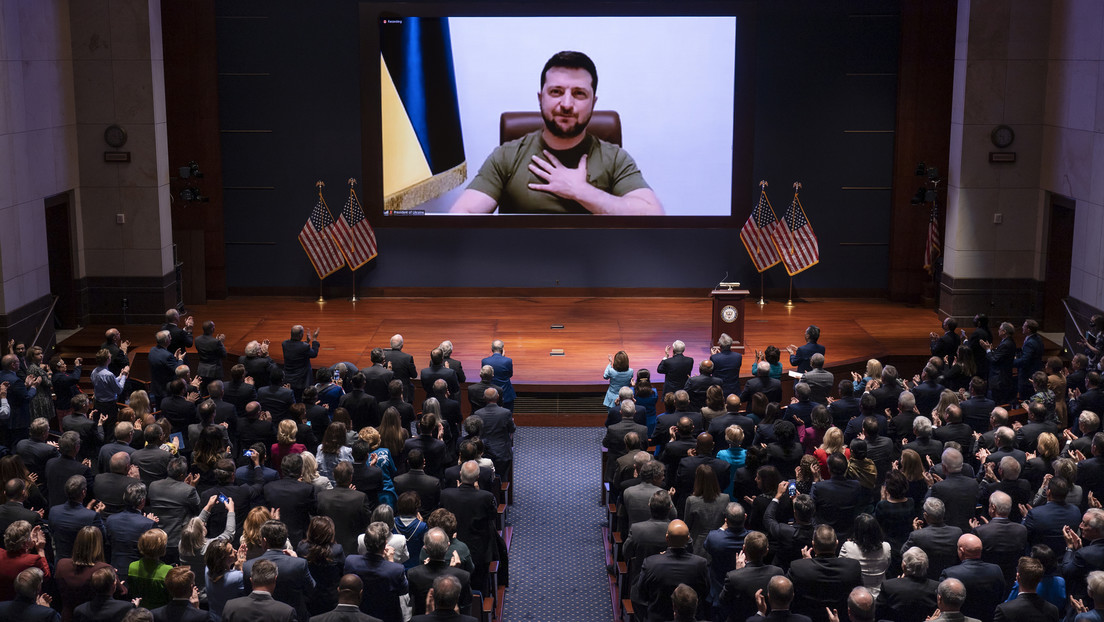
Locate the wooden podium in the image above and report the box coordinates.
[710,288,750,351]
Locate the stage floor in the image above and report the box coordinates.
[66,296,944,389]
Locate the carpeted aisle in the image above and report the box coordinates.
[500,426,612,621]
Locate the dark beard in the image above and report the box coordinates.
[542,109,591,139]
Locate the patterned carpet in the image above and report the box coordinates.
[500,427,613,621]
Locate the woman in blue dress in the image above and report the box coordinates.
[634,369,659,436]
[603,351,634,409]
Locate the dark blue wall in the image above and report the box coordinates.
[216,1,899,291]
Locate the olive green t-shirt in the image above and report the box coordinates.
[466,130,651,214]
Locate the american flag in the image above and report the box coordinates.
[924,205,940,275]
[298,196,346,278]
[740,190,783,272]
[776,193,820,276]
[330,188,378,270]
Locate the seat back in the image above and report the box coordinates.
[499,111,622,146]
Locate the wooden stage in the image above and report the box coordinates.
[64,295,944,396]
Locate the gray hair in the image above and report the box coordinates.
[13,567,44,600]
[988,491,1011,517]
[1081,410,1101,434]
[244,340,262,356]
[923,497,946,524]
[1088,570,1104,601]
[251,559,278,586]
[898,391,916,411]
[999,456,1021,479]
[902,547,929,578]
[913,416,932,437]
[619,386,635,401]
[810,353,825,369]
[937,578,966,608]
[423,527,450,560]
[717,333,733,348]
[439,341,454,357]
[758,361,771,375]
[620,399,636,417]
[940,448,963,474]
[672,340,686,354]
[1087,509,1104,533]
[156,330,171,346]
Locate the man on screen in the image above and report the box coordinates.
[449,51,664,215]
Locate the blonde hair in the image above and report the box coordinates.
[129,391,151,419]
[724,425,744,447]
[1036,432,1060,462]
[242,507,272,551]
[359,427,381,451]
[865,359,883,380]
[935,389,960,418]
[820,427,844,454]
[277,419,298,445]
[300,452,321,483]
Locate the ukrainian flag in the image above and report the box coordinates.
[381,17,466,211]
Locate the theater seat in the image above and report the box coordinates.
[499,111,622,146]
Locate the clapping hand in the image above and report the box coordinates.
[1064,524,1083,550]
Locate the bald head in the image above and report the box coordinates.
[666,520,689,548]
[390,334,403,349]
[109,452,131,475]
[459,460,480,484]
[957,534,982,560]
[847,587,874,622]
[491,340,504,353]
[766,576,794,608]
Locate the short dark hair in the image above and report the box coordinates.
[541,51,598,92]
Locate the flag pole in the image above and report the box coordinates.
[348,178,359,303]
[316,181,326,303]
[758,272,766,306]
[784,181,802,308]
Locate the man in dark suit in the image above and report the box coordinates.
[44,431,94,509]
[874,547,938,622]
[162,309,195,357]
[149,456,202,558]
[604,386,647,428]
[810,453,862,538]
[658,340,694,398]
[786,525,862,622]
[684,360,721,413]
[660,418,697,491]
[317,461,370,555]
[403,413,450,479]
[709,333,743,399]
[717,530,783,622]
[409,575,477,622]
[984,321,1018,405]
[420,348,461,400]
[653,391,702,452]
[378,380,416,434]
[437,340,466,384]
[194,320,227,386]
[440,461,499,592]
[442,441,498,493]
[939,533,1006,621]
[888,391,921,445]
[105,482,158,574]
[14,418,59,483]
[94,451,141,517]
[1061,507,1104,605]
[624,491,676,599]
[911,364,946,417]
[742,361,783,405]
[801,353,834,405]
[1023,475,1081,555]
[73,567,136,622]
[0,478,41,535]
[960,377,997,433]
[974,490,1030,585]
[262,454,316,546]
[472,387,515,476]
[350,441,384,510]
[407,528,472,617]
[224,559,296,622]
[310,574,383,622]
[394,450,441,513]
[1014,319,1045,401]
[826,380,860,429]
[205,458,264,545]
[384,334,418,404]
[160,378,199,437]
[256,368,294,423]
[784,382,820,428]
[240,340,276,389]
[281,324,320,402]
[361,348,394,405]
[0,567,60,622]
[1,354,40,447]
[1016,401,1058,452]
[151,566,211,622]
[933,404,975,456]
[340,373,379,431]
[708,395,755,452]
[604,400,649,480]
[930,317,962,363]
[343,521,408,622]
[46,475,103,560]
[481,340,515,412]
[224,365,258,417]
[993,556,1060,622]
[243,521,315,621]
[870,365,905,415]
[901,497,964,580]
[763,489,816,572]
[745,575,811,622]
[632,519,709,622]
[101,327,131,375]
[674,433,729,512]
[148,331,185,406]
[237,403,277,455]
[787,325,825,374]
[928,448,979,532]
